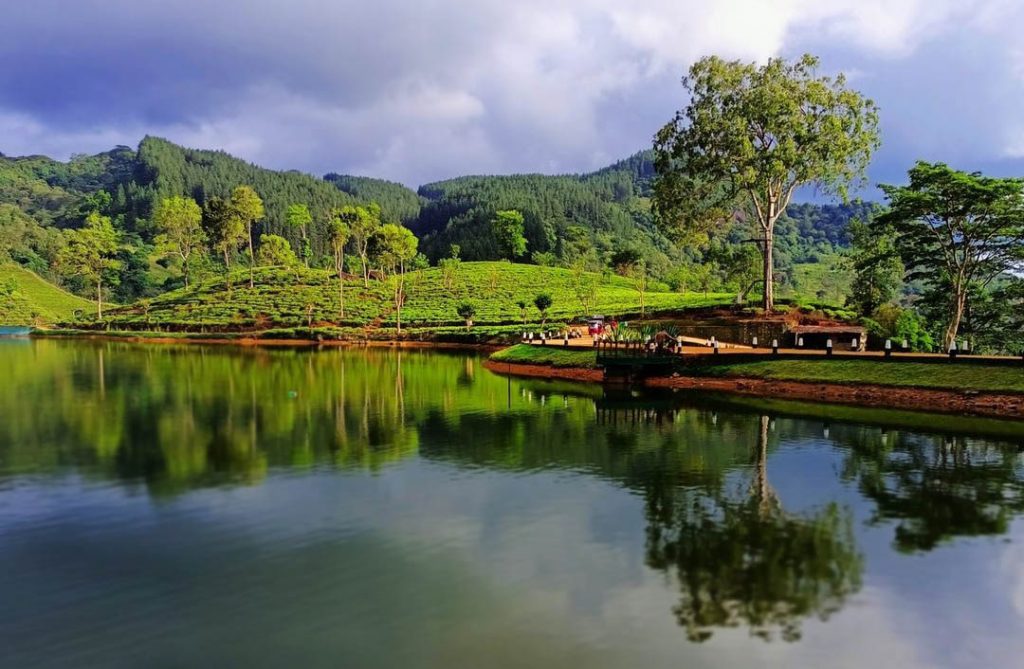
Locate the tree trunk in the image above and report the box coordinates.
[337,257,345,320]
[753,414,776,517]
[762,227,774,312]
[395,261,404,333]
[303,226,309,269]
[362,253,369,288]
[183,256,190,290]
[247,223,255,289]
[944,288,967,351]
[96,280,103,319]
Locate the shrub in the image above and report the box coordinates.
[456,301,476,328]
[534,293,553,324]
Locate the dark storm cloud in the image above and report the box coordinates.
[1,0,1023,189]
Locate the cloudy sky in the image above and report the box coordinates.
[2,0,1024,190]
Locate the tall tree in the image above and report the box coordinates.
[203,196,247,291]
[328,215,351,320]
[847,217,902,316]
[58,212,122,318]
[377,223,418,332]
[153,196,205,289]
[285,203,313,267]
[877,162,1024,349]
[491,209,527,261]
[337,203,383,287]
[229,186,265,289]
[654,54,880,311]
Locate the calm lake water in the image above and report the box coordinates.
[2,339,1023,668]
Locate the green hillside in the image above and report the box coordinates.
[0,264,94,325]
[97,262,730,333]
[2,137,873,310]
[411,151,675,267]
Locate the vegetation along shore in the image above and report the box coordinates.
[3,53,1023,417]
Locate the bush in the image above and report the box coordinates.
[456,301,476,327]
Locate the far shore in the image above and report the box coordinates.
[28,328,505,351]
[26,330,1024,420]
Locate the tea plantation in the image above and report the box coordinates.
[93,262,732,334]
[0,264,95,325]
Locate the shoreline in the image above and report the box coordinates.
[483,359,1024,420]
[30,331,503,352]
[27,333,1024,420]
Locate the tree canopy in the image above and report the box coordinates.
[654,54,880,310]
[877,162,1024,349]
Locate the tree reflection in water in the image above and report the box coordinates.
[4,341,1024,645]
[643,414,862,643]
[836,425,1024,552]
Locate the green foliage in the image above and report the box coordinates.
[256,234,299,267]
[456,301,476,326]
[2,136,869,313]
[438,244,462,293]
[868,304,935,352]
[153,196,205,288]
[533,292,553,323]
[491,209,527,260]
[847,216,902,314]
[96,262,729,333]
[490,344,598,369]
[285,203,313,265]
[0,264,94,325]
[336,203,383,286]
[57,212,123,317]
[878,162,1024,349]
[692,358,1024,393]
[654,53,880,310]
[324,173,423,224]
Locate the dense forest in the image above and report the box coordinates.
[1,138,868,305]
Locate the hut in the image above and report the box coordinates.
[789,325,866,351]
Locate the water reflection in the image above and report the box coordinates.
[644,414,861,642]
[1,340,1024,656]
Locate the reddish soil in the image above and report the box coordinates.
[485,360,1024,420]
[483,359,604,383]
[647,375,1024,420]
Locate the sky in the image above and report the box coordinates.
[2,0,1024,191]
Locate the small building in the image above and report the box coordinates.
[789,325,866,351]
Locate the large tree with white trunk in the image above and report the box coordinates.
[653,53,880,311]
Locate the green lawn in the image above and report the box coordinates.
[491,344,599,369]
[96,262,732,332]
[692,358,1024,393]
[0,264,94,325]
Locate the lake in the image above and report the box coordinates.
[2,339,1023,668]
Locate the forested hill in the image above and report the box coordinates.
[1,138,871,304]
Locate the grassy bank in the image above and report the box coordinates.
[490,345,1024,394]
[688,358,1024,393]
[0,264,94,324]
[490,344,599,369]
[89,262,730,333]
